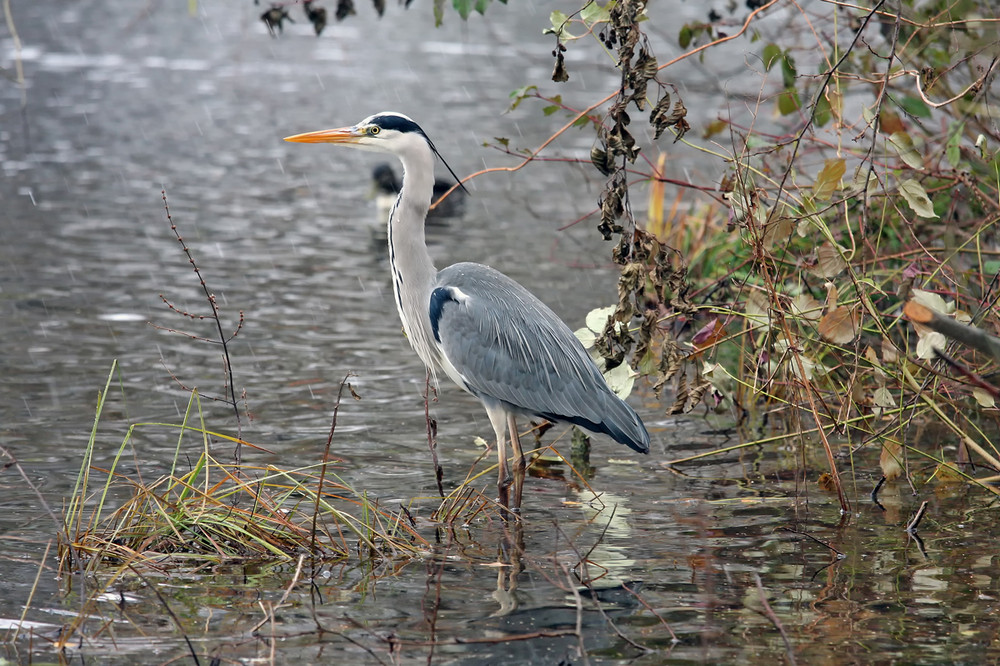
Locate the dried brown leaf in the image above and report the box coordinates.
[818,306,858,344]
[814,242,848,278]
[879,440,903,481]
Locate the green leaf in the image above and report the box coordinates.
[580,1,610,26]
[899,178,938,218]
[548,10,577,38]
[508,85,536,99]
[762,43,782,70]
[542,105,560,116]
[453,0,471,19]
[780,52,797,88]
[507,85,537,111]
[814,94,831,127]
[888,131,924,170]
[679,24,692,49]
[433,0,445,25]
[946,122,964,168]
[899,95,931,118]
[813,157,846,200]
[862,104,877,127]
[777,88,800,116]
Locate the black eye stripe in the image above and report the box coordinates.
[370,114,425,137]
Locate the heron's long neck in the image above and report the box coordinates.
[388,143,441,374]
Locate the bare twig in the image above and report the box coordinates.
[311,372,356,557]
[778,526,844,558]
[906,500,929,533]
[159,190,245,457]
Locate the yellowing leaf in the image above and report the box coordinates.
[574,326,597,348]
[818,306,858,344]
[823,282,839,310]
[874,387,896,409]
[789,352,821,380]
[762,216,794,251]
[934,462,963,483]
[605,361,637,399]
[851,165,879,195]
[584,305,616,333]
[879,440,903,480]
[702,118,728,139]
[916,331,946,360]
[910,288,951,315]
[815,242,849,278]
[973,387,996,408]
[744,291,770,331]
[899,178,938,218]
[813,158,846,200]
[881,337,899,364]
[888,131,924,170]
[879,110,906,135]
[791,293,823,322]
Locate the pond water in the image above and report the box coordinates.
[1,1,998,664]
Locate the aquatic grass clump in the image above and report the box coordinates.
[58,363,429,576]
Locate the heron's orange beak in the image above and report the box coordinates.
[283,126,361,144]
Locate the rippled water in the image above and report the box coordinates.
[2,1,998,664]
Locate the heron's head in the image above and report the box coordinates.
[284,112,468,194]
[283,112,429,156]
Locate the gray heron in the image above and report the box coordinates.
[285,112,650,514]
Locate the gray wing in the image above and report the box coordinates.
[430,262,649,453]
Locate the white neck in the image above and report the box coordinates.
[386,134,441,375]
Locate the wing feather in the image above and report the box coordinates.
[431,262,649,452]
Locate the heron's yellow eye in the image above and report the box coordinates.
[369,125,381,135]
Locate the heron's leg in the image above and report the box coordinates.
[507,413,525,513]
[485,404,511,510]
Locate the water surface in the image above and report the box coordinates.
[1,1,996,664]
